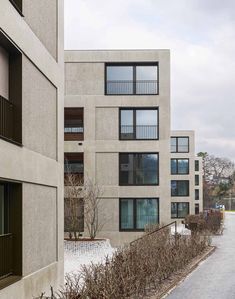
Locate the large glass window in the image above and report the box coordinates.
[171,180,189,196]
[0,185,9,235]
[171,202,189,218]
[120,108,158,140]
[171,159,189,174]
[106,63,158,95]
[120,153,159,185]
[120,198,159,231]
[171,137,189,153]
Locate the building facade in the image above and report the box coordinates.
[64,50,203,246]
[0,1,64,298]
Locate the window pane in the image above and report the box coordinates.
[178,159,189,174]
[136,66,158,94]
[178,137,189,152]
[120,199,134,229]
[195,160,199,171]
[136,199,158,229]
[171,159,177,174]
[120,154,134,185]
[136,110,158,139]
[195,175,199,186]
[106,66,133,94]
[171,137,177,152]
[178,203,189,218]
[0,186,5,235]
[195,189,199,200]
[195,204,199,214]
[171,203,177,218]
[171,181,177,196]
[120,110,134,139]
[178,181,189,196]
[64,162,83,173]
[136,154,158,184]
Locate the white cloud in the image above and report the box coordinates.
[64,0,235,161]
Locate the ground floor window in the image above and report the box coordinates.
[171,202,189,218]
[195,203,199,215]
[120,198,159,231]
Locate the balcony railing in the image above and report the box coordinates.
[120,125,158,140]
[64,126,84,141]
[0,233,13,279]
[106,80,158,95]
[0,96,14,141]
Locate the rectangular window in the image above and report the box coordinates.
[195,203,199,215]
[171,202,189,218]
[171,159,189,174]
[64,198,84,233]
[195,189,199,200]
[195,175,199,186]
[120,153,159,185]
[171,180,189,196]
[64,108,84,141]
[120,108,158,140]
[120,198,159,231]
[64,153,84,184]
[195,160,199,171]
[106,63,158,95]
[171,137,189,153]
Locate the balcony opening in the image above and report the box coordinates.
[64,108,84,141]
[64,153,84,185]
[105,63,158,95]
[0,31,22,145]
[0,181,22,289]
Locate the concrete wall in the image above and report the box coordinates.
[65,50,171,246]
[0,0,64,298]
[23,0,57,60]
[0,45,9,99]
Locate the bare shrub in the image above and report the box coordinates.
[35,225,209,299]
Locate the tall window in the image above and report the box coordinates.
[171,137,189,153]
[171,159,189,174]
[120,108,158,140]
[195,189,199,200]
[106,63,158,95]
[64,108,84,141]
[120,198,159,231]
[64,153,84,184]
[195,175,199,186]
[195,160,199,171]
[171,202,189,218]
[195,203,199,215]
[120,153,159,185]
[171,180,189,196]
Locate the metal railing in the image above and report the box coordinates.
[0,233,13,279]
[0,95,14,140]
[130,221,177,246]
[106,80,158,95]
[120,125,158,139]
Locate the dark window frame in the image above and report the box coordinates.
[119,198,159,232]
[119,107,159,140]
[105,62,159,96]
[171,202,190,219]
[195,203,199,215]
[171,136,189,153]
[171,158,189,175]
[195,160,199,172]
[119,152,159,186]
[195,189,199,200]
[195,174,199,186]
[9,0,23,16]
[171,180,190,197]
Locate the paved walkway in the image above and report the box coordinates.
[166,212,235,299]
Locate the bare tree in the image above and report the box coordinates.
[64,161,84,240]
[83,178,105,240]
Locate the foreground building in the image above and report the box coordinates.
[0,1,64,298]
[64,50,203,246]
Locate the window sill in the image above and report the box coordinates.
[0,275,22,290]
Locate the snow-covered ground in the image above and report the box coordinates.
[64,239,116,275]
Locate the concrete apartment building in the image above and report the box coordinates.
[171,131,203,219]
[64,50,203,246]
[0,1,64,298]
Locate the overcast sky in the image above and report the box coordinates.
[65,0,235,161]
